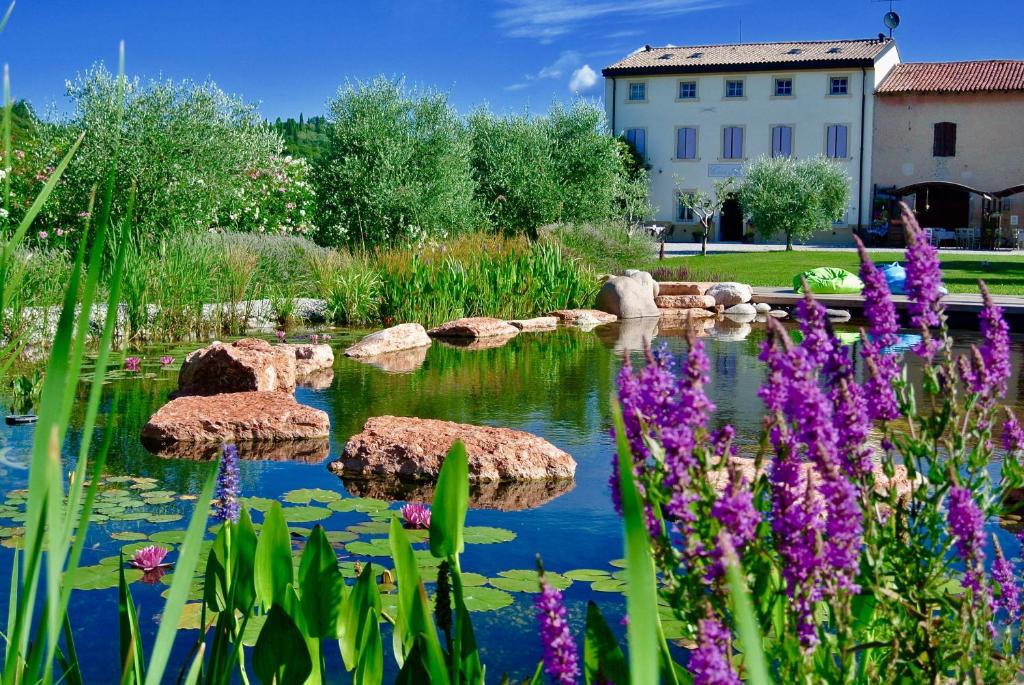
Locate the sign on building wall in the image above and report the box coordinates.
[708,163,743,178]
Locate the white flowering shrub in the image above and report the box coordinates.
[218,154,316,236]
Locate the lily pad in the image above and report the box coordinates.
[280,506,332,523]
[146,514,184,524]
[590,578,627,593]
[564,569,612,582]
[324,530,359,545]
[458,572,488,587]
[240,497,276,512]
[282,488,340,504]
[460,586,514,613]
[71,564,141,590]
[489,570,571,593]
[347,521,392,536]
[462,526,516,545]
[130,482,159,490]
[327,498,390,514]
[110,531,149,542]
[141,496,175,505]
[345,538,392,557]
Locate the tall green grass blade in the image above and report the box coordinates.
[118,557,146,685]
[583,601,628,685]
[611,399,659,685]
[2,63,11,212]
[0,2,15,36]
[59,612,84,685]
[143,465,217,685]
[429,442,468,559]
[182,644,206,685]
[725,552,772,685]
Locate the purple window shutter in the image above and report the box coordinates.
[837,125,848,158]
[772,127,781,157]
[827,126,837,157]
[676,128,685,158]
[782,126,792,156]
[723,128,731,158]
[636,129,646,157]
[734,128,743,158]
[686,128,696,158]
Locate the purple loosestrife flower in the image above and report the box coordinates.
[796,288,835,369]
[992,540,1020,622]
[1003,411,1024,453]
[855,236,901,421]
[901,206,945,357]
[706,479,760,580]
[213,443,241,524]
[401,503,431,529]
[969,282,1010,398]
[947,486,987,605]
[688,614,740,685]
[535,572,580,685]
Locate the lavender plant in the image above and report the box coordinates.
[605,204,1024,683]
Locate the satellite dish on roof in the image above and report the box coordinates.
[883,10,900,33]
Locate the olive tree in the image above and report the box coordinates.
[677,177,733,256]
[736,155,850,250]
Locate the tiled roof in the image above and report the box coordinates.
[602,38,894,76]
[876,61,1024,95]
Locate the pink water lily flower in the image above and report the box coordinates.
[129,545,171,572]
[276,330,286,342]
[159,356,174,366]
[124,357,141,372]
[401,503,431,529]
[309,334,320,344]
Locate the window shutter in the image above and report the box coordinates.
[735,128,743,158]
[635,129,646,157]
[686,128,696,158]
[837,125,848,158]
[676,128,686,158]
[782,126,792,156]
[772,127,781,157]
[934,122,956,157]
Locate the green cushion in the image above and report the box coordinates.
[792,267,864,295]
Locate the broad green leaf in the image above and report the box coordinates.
[459,586,514,613]
[254,502,294,610]
[726,555,772,685]
[253,604,313,685]
[283,488,341,504]
[298,525,344,638]
[339,562,382,671]
[462,526,516,545]
[354,606,383,685]
[430,441,469,559]
[118,558,146,685]
[584,601,628,685]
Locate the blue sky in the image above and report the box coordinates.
[4,0,1024,120]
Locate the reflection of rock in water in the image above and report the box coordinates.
[142,437,330,463]
[438,335,517,352]
[352,346,430,374]
[297,367,334,390]
[341,475,576,511]
[708,317,752,342]
[596,317,659,354]
[658,312,714,336]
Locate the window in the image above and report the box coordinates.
[678,80,697,99]
[675,127,697,159]
[627,82,646,101]
[677,192,696,223]
[774,78,793,97]
[933,122,957,157]
[771,125,793,157]
[725,80,744,98]
[624,128,646,158]
[826,124,849,158]
[829,76,849,96]
[722,126,744,159]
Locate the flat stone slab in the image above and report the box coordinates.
[658,282,715,296]
[659,307,715,320]
[654,294,715,309]
[428,317,520,339]
[507,317,559,331]
[329,415,577,482]
[344,323,432,358]
[141,391,330,444]
[179,338,296,396]
[548,309,617,325]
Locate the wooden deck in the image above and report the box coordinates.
[750,287,1024,316]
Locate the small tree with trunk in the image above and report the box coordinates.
[737,155,850,250]
[676,177,733,256]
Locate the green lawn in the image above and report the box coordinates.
[643,251,1024,295]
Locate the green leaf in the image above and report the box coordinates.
[283,488,341,504]
[430,441,469,559]
[462,526,516,545]
[232,508,258,612]
[346,538,393,557]
[253,604,313,685]
[725,555,772,685]
[459,586,514,613]
[340,562,382,671]
[118,557,146,685]
[280,505,332,523]
[298,525,344,638]
[354,606,383,685]
[584,601,629,685]
[254,502,294,611]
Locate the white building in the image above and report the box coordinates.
[602,38,901,244]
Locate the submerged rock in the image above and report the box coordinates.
[706,282,753,307]
[344,323,432,358]
[597,317,659,353]
[141,391,330,444]
[178,338,296,396]
[506,317,559,332]
[548,309,617,326]
[428,317,520,339]
[339,474,576,511]
[330,415,577,482]
[595,271,660,319]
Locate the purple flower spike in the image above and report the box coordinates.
[130,545,170,572]
[213,443,240,524]
[1003,411,1024,453]
[855,236,901,421]
[992,540,1020,622]
[535,572,580,685]
[947,486,987,607]
[124,357,141,373]
[401,503,431,529]
[971,282,1010,398]
[900,205,945,357]
[275,330,286,342]
[688,614,740,685]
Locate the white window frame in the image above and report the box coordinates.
[626,81,648,102]
[724,78,745,99]
[773,77,794,98]
[828,75,850,97]
[676,80,698,101]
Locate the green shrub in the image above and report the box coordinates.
[217,153,317,237]
[312,78,481,249]
[306,250,382,326]
[540,221,657,275]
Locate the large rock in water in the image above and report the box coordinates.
[595,271,659,319]
[330,416,576,482]
[344,323,432,358]
[280,343,334,376]
[178,339,295,395]
[428,317,520,340]
[141,391,330,444]
[654,294,716,309]
[706,282,753,307]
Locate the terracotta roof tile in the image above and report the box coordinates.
[876,60,1024,95]
[603,38,894,76]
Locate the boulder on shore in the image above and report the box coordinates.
[344,323,432,359]
[654,294,716,309]
[178,338,296,396]
[658,282,715,296]
[723,303,757,322]
[548,309,617,325]
[141,391,330,444]
[706,282,753,307]
[595,271,660,319]
[329,415,576,482]
[428,317,520,340]
[280,343,334,376]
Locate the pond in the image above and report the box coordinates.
[1,317,1022,681]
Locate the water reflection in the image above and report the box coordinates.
[339,474,576,511]
[596,317,659,354]
[142,437,331,463]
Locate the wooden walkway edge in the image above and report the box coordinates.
[750,287,1024,317]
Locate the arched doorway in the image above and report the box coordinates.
[719,197,743,241]
[912,184,969,229]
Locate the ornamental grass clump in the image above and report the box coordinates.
[606,203,1024,682]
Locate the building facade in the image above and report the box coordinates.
[871,60,1024,247]
[603,38,900,244]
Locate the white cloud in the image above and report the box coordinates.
[496,0,728,41]
[537,50,581,79]
[569,65,598,93]
[504,82,531,92]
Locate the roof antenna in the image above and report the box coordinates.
[738,18,742,43]
[874,0,901,38]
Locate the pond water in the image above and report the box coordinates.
[1,317,1022,681]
